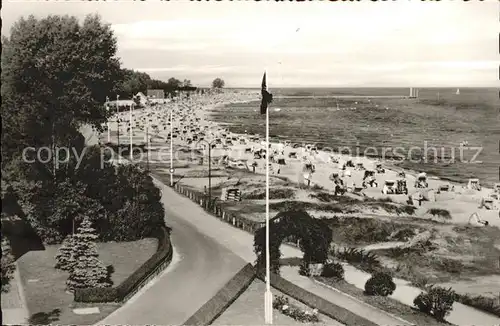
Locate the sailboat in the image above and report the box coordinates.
[456,88,460,95]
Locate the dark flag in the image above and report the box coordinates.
[260,72,273,114]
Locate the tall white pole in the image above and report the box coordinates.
[130,103,133,160]
[170,106,174,186]
[264,71,273,325]
[106,100,111,143]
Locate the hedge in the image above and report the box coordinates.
[184,263,256,325]
[74,226,172,303]
[256,272,378,326]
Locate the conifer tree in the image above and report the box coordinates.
[66,216,111,291]
[55,234,76,271]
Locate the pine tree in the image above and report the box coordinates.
[55,234,76,271]
[66,216,111,291]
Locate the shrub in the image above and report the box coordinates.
[427,208,452,220]
[413,286,456,321]
[334,247,382,272]
[390,228,416,241]
[298,261,311,276]
[455,293,500,317]
[364,271,396,296]
[321,262,344,280]
[1,237,16,293]
[243,188,295,200]
[309,192,337,203]
[273,295,320,323]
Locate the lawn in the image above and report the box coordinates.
[18,238,157,325]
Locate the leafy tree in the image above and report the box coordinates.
[55,234,77,271]
[104,164,166,241]
[182,79,192,87]
[2,14,122,164]
[66,216,111,291]
[212,78,225,89]
[1,15,167,245]
[1,236,16,293]
[167,77,182,88]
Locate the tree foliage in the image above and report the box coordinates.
[212,78,225,89]
[413,286,456,321]
[2,14,167,245]
[2,14,122,161]
[55,234,77,271]
[254,210,332,274]
[1,236,16,293]
[66,216,111,291]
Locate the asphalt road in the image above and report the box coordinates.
[97,181,247,325]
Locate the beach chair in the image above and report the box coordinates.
[396,180,408,195]
[288,152,297,159]
[415,173,428,188]
[467,178,481,191]
[352,185,364,195]
[479,197,495,210]
[468,212,489,226]
[355,163,365,171]
[382,180,397,195]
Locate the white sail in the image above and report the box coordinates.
[456,88,460,95]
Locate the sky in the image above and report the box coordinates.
[2,0,499,88]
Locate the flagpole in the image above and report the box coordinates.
[264,70,273,325]
[170,104,174,187]
[129,103,133,160]
[106,97,110,143]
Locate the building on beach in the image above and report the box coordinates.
[135,92,148,105]
[147,89,165,99]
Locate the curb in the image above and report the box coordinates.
[312,278,415,326]
[14,261,30,324]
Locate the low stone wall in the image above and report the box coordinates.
[184,263,256,325]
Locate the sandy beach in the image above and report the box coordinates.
[103,91,500,319]
[107,91,499,228]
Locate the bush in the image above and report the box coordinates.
[364,272,396,296]
[390,228,416,241]
[413,286,456,321]
[309,192,337,203]
[321,262,344,280]
[455,293,500,317]
[334,248,382,272]
[243,188,295,200]
[298,261,311,277]
[427,208,452,220]
[273,295,320,323]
